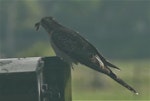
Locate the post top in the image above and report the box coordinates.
[0,57,42,73]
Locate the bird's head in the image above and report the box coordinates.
[35,16,59,33]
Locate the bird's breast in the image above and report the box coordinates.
[49,33,78,65]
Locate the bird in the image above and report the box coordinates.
[35,16,138,95]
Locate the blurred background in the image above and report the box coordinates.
[0,0,150,100]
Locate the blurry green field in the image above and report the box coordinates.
[72,59,150,100]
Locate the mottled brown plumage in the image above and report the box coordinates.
[35,16,138,95]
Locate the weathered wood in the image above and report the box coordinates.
[41,57,72,101]
[0,56,72,101]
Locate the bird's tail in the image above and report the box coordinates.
[105,69,138,95]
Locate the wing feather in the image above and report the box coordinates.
[51,29,119,70]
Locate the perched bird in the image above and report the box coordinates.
[35,16,138,95]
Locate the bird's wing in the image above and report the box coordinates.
[51,30,105,70]
[51,29,119,71]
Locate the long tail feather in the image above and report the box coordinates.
[106,71,138,95]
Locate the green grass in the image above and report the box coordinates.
[72,59,150,100]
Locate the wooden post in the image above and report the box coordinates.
[0,56,72,101]
[41,57,72,101]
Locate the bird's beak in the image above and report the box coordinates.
[35,22,40,31]
[35,17,49,31]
